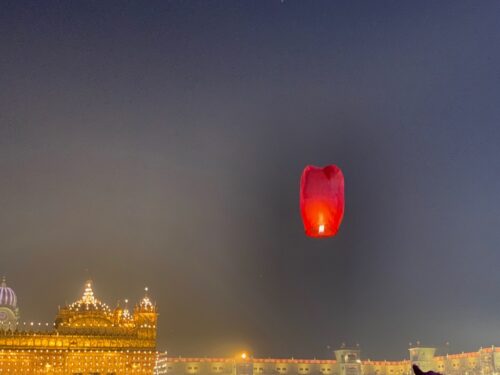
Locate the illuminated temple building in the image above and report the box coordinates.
[0,278,157,374]
[1,278,499,375]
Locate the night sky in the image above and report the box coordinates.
[1,0,500,361]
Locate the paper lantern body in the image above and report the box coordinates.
[300,165,345,238]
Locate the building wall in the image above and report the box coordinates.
[0,348,156,374]
[159,358,338,375]
[0,331,155,350]
[0,329,156,374]
[156,347,500,375]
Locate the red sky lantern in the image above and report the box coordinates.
[300,165,345,238]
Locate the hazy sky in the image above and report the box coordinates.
[1,0,500,360]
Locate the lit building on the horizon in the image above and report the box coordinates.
[0,279,157,374]
[1,278,499,374]
[154,346,500,375]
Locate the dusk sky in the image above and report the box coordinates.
[1,0,500,361]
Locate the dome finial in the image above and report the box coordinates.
[122,298,132,320]
[81,279,97,305]
[1,276,6,287]
[139,286,153,310]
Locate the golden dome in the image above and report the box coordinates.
[68,280,111,313]
[55,280,116,333]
